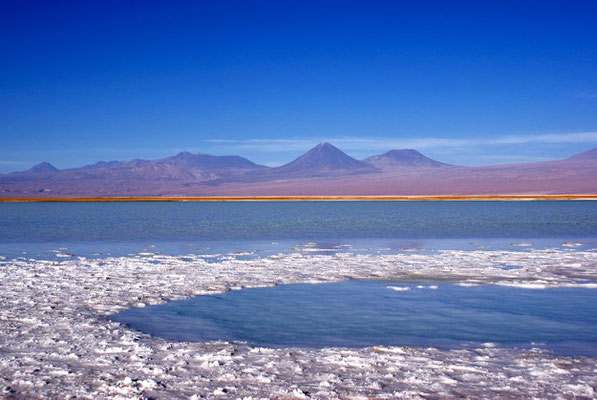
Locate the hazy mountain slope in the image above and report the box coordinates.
[1,146,596,196]
[364,149,452,169]
[5,152,266,183]
[567,148,597,161]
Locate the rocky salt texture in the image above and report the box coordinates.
[1,249,597,399]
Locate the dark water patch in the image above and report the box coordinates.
[111,281,597,356]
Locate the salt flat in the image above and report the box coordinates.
[1,249,597,399]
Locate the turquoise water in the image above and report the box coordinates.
[1,201,597,259]
[111,281,597,356]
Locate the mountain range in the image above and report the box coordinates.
[1,142,596,196]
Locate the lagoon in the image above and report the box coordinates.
[111,280,597,356]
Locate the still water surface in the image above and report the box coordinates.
[111,280,597,356]
[1,201,597,258]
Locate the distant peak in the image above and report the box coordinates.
[27,161,59,174]
[175,151,196,157]
[274,142,377,175]
[384,149,421,156]
[309,142,341,153]
[364,149,451,169]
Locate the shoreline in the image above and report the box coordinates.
[1,194,597,202]
[2,249,597,398]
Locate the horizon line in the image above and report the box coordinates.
[2,195,597,202]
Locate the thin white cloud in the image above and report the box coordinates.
[0,160,28,166]
[204,131,597,152]
[488,132,597,145]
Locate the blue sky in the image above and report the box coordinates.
[1,0,597,172]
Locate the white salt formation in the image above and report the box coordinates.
[1,249,597,398]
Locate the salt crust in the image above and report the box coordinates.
[1,249,597,399]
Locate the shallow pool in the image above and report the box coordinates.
[111,280,597,356]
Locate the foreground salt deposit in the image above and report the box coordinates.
[1,248,597,399]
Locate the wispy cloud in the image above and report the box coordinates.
[205,131,597,152]
[487,132,597,145]
[0,160,28,166]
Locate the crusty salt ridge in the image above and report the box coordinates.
[1,250,597,399]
